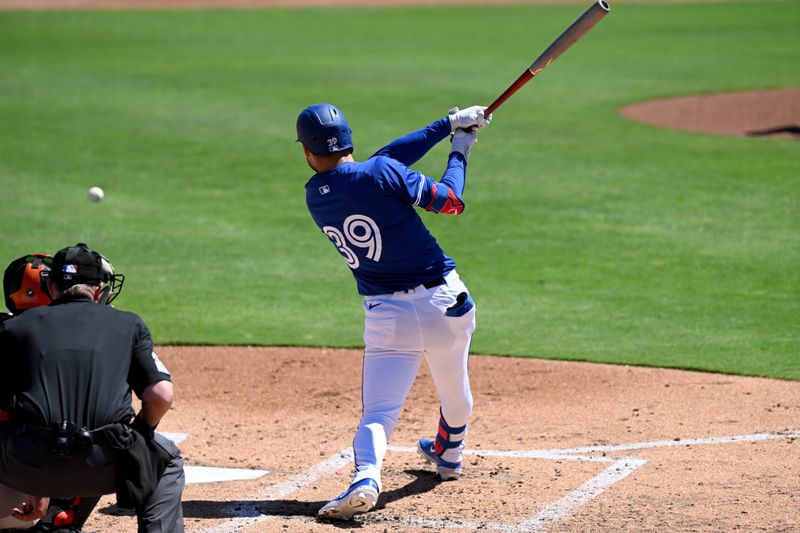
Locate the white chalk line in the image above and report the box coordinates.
[196,448,354,533]
[389,429,800,460]
[530,429,800,456]
[389,445,616,463]
[363,458,647,533]
[517,458,647,532]
[196,430,798,532]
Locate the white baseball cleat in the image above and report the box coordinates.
[318,478,379,520]
[417,438,462,480]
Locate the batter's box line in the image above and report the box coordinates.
[199,430,798,533]
[388,429,800,460]
[366,456,647,533]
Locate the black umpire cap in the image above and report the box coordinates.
[51,243,109,288]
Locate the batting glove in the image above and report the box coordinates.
[450,128,478,160]
[448,105,492,131]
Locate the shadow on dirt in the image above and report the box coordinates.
[376,468,443,507]
[98,469,442,524]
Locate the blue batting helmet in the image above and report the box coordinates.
[296,103,353,156]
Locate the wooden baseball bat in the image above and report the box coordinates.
[484,0,611,116]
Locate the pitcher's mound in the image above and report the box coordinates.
[620,87,800,139]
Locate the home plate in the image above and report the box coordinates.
[161,432,189,444]
[158,433,268,485]
[185,466,269,485]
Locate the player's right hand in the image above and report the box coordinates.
[450,128,479,160]
[448,106,492,131]
[12,495,49,522]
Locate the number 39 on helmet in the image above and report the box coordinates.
[296,103,354,156]
[3,253,53,314]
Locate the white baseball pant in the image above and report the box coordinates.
[351,270,476,490]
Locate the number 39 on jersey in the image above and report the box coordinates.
[323,214,382,270]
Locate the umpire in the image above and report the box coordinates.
[0,243,184,532]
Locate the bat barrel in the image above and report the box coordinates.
[528,0,610,74]
[483,1,610,117]
[484,0,611,117]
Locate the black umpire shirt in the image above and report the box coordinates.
[0,297,170,430]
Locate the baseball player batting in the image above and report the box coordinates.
[298,103,489,519]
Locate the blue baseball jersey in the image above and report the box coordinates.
[305,117,468,296]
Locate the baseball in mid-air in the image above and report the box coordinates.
[87,186,104,202]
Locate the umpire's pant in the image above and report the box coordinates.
[0,431,185,533]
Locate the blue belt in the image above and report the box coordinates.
[423,277,446,289]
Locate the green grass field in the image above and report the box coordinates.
[1,1,798,379]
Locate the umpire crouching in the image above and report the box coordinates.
[0,243,185,532]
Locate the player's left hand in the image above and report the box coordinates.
[451,128,479,160]
[11,495,49,522]
[448,106,492,130]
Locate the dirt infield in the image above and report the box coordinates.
[79,346,799,532]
